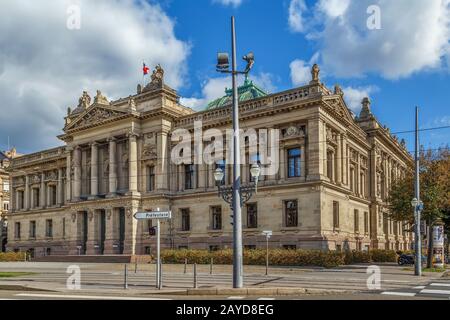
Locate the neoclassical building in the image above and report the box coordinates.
[7,64,413,258]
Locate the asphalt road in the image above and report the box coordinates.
[0,262,447,300]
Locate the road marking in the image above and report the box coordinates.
[227,296,245,300]
[381,292,416,297]
[430,283,450,287]
[257,298,275,300]
[413,286,426,289]
[420,289,450,295]
[15,293,170,300]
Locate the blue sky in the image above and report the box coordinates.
[0,0,448,153]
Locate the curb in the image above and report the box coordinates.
[180,287,353,296]
[0,284,55,292]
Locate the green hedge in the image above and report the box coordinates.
[0,252,27,262]
[161,249,398,268]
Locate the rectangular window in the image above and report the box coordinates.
[3,181,9,192]
[33,188,40,208]
[184,164,194,190]
[62,217,66,238]
[14,222,21,239]
[209,245,220,252]
[287,148,301,178]
[181,208,190,231]
[18,190,24,210]
[364,212,369,234]
[147,166,155,192]
[354,209,359,233]
[246,203,258,229]
[45,219,53,238]
[333,201,340,229]
[50,185,57,206]
[3,202,9,211]
[350,167,355,192]
[211,206,222,230]
[284,200,298,227]
[327,150,334,181]
[29,221,36,239]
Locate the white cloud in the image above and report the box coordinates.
[288,0,450,79]
[342,86,378,112]
[212,0,243,8]
[181,73,276,111]
[288,0,308,32]
[289,53,320,86]
[289,60,310,86]
[0,0,190,153]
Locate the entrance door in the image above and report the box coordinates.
[119,208,125,254]
[100,210,106,255]
[82,211,88,255]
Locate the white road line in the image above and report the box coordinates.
[15,293,170,300]
[420,289,450,295]
[430,283,450,287]
[413,286,426,289]
[257,298,275,300]
[381,292,416,297]
[227,296,245,300]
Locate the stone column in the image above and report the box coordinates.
[128,133,139,195]
[156,132,169,190]
[86,210,97,255]
[124,202,139,255]
[103,208,115,254]
[306,118,326,181]
[336,134,342,185]
[279,146,286,180]
[40,173,46,208]
[90,142,99,199]
[73,146,82,201]
[57,168,63,206]
[208,165,214,189]
[106,137,117,197]
[198,163,206,189]
[10,184,15,212]
[341,135,347,186]
[65,147,72,202]
[25,175,31,210]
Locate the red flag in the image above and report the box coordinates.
[143,62,150,75]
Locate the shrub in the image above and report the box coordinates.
[0,252,27,262]
[344,250,371,264]
[370,249,397,262]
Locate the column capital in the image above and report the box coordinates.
[107,136,117,143]
[127,131,140,140]
[90,141,99,147]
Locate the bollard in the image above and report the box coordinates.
[159,261,163,290]
[210,257,213,275]
[184,258,187,274]
[124,264,128,289]
[193,263,198,289]
[134,259,137,274]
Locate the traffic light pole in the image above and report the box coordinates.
[414,107,422,276]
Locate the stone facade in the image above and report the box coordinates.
[6,65,414,257]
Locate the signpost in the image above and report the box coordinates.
[262,231,272,276]
[133,208,172,289]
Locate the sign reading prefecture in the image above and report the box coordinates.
[134,211,172,220]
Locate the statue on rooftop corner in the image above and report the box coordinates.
[311,64,320,83]
[94,90,109,105]
[151,64,164,85]
[334,84,344,96]
[78,91,91,109]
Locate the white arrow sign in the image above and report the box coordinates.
[134,211,172,220]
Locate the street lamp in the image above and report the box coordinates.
[411,197,424,276]
[214,16,257,289]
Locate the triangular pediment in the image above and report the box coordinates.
[65,105,129,131]
[322,96,355,125]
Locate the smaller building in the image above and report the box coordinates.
[0,148,20,251]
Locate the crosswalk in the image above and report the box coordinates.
[381,281,450,299]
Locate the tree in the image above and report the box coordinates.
[388,146,449,267]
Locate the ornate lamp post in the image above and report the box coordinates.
[215,16,259,288]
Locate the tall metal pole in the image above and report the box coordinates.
[414,106,422,276]
[156,218,161,288]
[231,16,243,289]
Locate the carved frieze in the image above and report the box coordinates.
[77,108,123,127]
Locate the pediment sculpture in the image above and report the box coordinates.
[78,91,91,109]
[94,90,109,105]
[143,64,165,92]
[75,108,124,128]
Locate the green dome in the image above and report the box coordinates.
[206,77,268,110]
